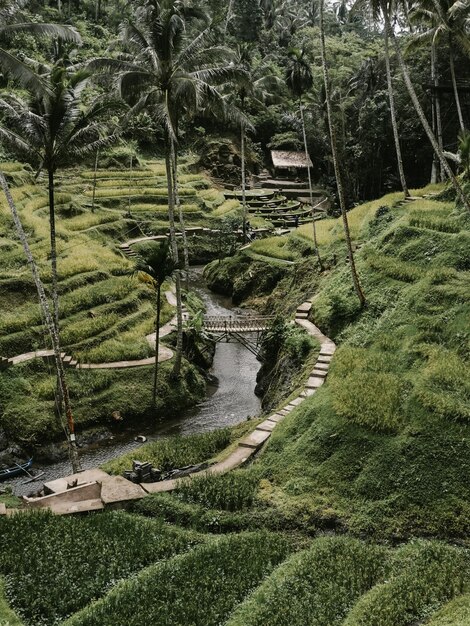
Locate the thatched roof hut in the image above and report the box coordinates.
[271,150,312,170]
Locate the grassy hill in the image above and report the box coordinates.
[0,174,469,624]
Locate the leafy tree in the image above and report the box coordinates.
[285,47,323,268]
[0,0,80,90]
[133,240,177,409]
[234,0,263,42]
[319,0,366,306]
[381,4,470,213]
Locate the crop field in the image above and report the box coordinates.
[0,157,224,444]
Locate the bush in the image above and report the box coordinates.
[63,532,294,626]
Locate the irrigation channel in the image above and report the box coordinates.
[6,267,262,496]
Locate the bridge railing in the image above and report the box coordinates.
[203,315,276,331]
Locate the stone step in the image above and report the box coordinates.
[314,362,329,371]
[306,376,325,389]
[256,419,277,432]
[317,355,333,364]
[310,368,327,378]
[0,503,6,516]
[239,429,271,449]
[296,312,309,319]
[297,302,313,313]
[300,388,316,398]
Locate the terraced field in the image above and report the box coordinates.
[0,157,220,442]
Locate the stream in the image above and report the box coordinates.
[5,267,262,496]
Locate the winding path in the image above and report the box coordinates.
[3,297,336,516]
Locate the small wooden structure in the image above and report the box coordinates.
[270,150,312,178]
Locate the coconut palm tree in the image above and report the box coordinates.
[319,0,366,306]
[0,170,81,473]
[133,240,177,409]
[0,61,122,335]
[381,5,470,213]
[227,44,281,242]
[410,0,470,133]
[0,0,81,90]
[285,47,323,268]
[89,0,243,378]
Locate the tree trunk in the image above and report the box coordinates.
[449,36,465,132]
[430,43,439,184]
[381,3,409,199]
[320,0,366,307]
[1,171,81,473]
[241,119,248,243]
[299,97,323,268]
[48,170,60,334]
[171,150,189,288]
[432,38,445,182]
[385,11,470,214]
[91,149,99,214]
[152,281,161,409]
[165,139,183,378]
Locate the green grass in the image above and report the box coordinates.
[424,594,470,625]
[0,578,23,626]
[175,470,259,512]
[102,428,232,475]
[0,510,202,626]
[343,541,470,626]
[62,531,295,626]
[226,536,387,626]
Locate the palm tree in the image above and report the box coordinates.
[0,61,122,336]
[381,0,410,197]
[0,170,81,473]
[285,47,323,268]
[410,0,469,133]
[381,6,470,213]
[228,44,281,242]
[319,0,366,306]
[89,0,242,378]
[0,0,81,91]
[133,240,177,409]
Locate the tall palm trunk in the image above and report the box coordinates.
[224,0,234,35]
[449,35,465,132]
[299,96,323,268]
[381,1,409,198]
[152,281,162,408]
[1,171,81,473]
[165,137,183,378]
[48,169,60,333]
[432,39,445,182]
[384,11,470,214]
[319,0,366,307]
[171,150,189,287]
[91,149,99,213]
[241,119,248,243]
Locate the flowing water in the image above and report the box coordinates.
[5,267,262,495]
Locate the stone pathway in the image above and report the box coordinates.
[3,297,335,516]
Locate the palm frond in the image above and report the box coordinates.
[0,22,81,44]
[0,48,51,94]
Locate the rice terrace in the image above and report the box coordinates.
[0,0,470,625]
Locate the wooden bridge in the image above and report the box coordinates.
[202,315,275,356]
